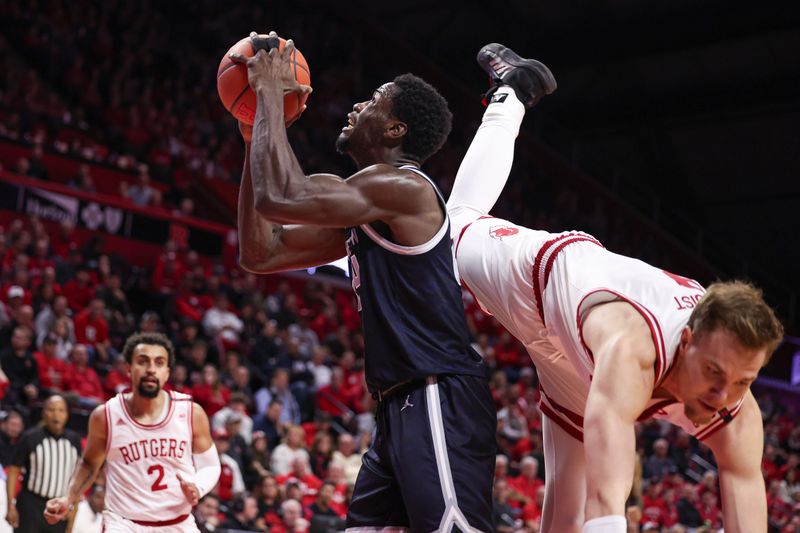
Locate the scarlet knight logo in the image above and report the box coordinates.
[489,225,519,240]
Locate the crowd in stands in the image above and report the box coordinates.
[0,0,677,272]
[1,2,798,532]
[0,211,798,532]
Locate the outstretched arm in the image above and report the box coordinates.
[237,126,346,273]
[704,391,767,533]
[44,405,107,524]
[581,302,657,528]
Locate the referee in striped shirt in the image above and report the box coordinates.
[6,395,81,533]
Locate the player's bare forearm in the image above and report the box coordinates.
[6,465,19,509]
[717,471,767,532]
[706,392,767,532]
[239,139,346,272]
[581,302,657,520]
[66,405,107,504]
[583,399,636,518]
[65,458,101,505]
[250,87,310,218]
[238,142,283,271]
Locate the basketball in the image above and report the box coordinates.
[216,35,311,126]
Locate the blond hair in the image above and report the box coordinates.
[688,281,784,364]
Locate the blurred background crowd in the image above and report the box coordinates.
[1,0,798,531]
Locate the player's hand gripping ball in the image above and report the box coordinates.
[217,31,311,126]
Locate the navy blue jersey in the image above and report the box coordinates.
[345,166,485,392]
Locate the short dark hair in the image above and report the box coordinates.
[390,73,452,163]
[122,332,176,367]
[688,281,784,364]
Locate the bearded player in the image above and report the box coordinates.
[446,43,783,533]
[44,332,220,532]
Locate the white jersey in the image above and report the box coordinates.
[455,216,743,442]
[104,390,195,521]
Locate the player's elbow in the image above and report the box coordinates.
[254,195,295,223]
[238,252,273,275]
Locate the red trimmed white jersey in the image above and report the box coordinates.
[104,390,195,521]
[454,216,743,442]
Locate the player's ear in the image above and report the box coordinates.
[680,326,693,349]
[384,120,407,143]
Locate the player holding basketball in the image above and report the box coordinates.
[233,32,495,532]
[446,44,783,533]
[43,332,220,532]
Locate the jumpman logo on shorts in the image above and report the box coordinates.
[401,394,414,412]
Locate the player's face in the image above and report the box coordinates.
[336,83,397,156]
[129,344,170,399]
[677,327,764,424]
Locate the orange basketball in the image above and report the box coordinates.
[216,36,311,126]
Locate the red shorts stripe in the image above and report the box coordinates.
[539,402,584,443]
[532,232,603,325]
[453,215,494,258]
[131,514,189,527]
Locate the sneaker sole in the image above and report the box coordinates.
[477,43,557,95]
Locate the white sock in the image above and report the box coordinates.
[581,515,626,533]
[447,86,525,217]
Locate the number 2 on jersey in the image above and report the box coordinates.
[148,464,168,492]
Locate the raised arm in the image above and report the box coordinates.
[232,37,437,230]
[44,405,107,524]
[580,302,657,529]
[704,390,767,533]
[237,125,346,274]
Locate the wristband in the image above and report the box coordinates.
[582,515,626,533]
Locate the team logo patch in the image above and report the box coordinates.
[489,93,508,104]
[489,225,519,240]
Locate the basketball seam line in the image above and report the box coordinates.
[228,84,251,115]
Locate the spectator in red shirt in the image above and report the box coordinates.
[166,363,192,395]
[494,330,524,371]
[192,364,230,417]
[694,469,719,501]
[73,298,110,363]
[50,221,78,258]
[64,344,104,407]
[104,355,130,398]
[309,305,339,342]
[640,480,668,529]
[509,456,544,505]
[763,443,782,481]
[338,351,365,412]
[62,268,95,312]
[316,367,354,422]
[28,238,55,286]
[2,285,28,321]
[152,250,184,295]
[269,499,309,533]
[276,456,322,509]
[34,334,68,393]
[521,485,545,532]
[696,491,722,529]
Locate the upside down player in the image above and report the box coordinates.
[232,32,496,532]
[446,44,784,533]
[43,333,221,532]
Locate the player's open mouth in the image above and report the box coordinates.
[342,113,356,131]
